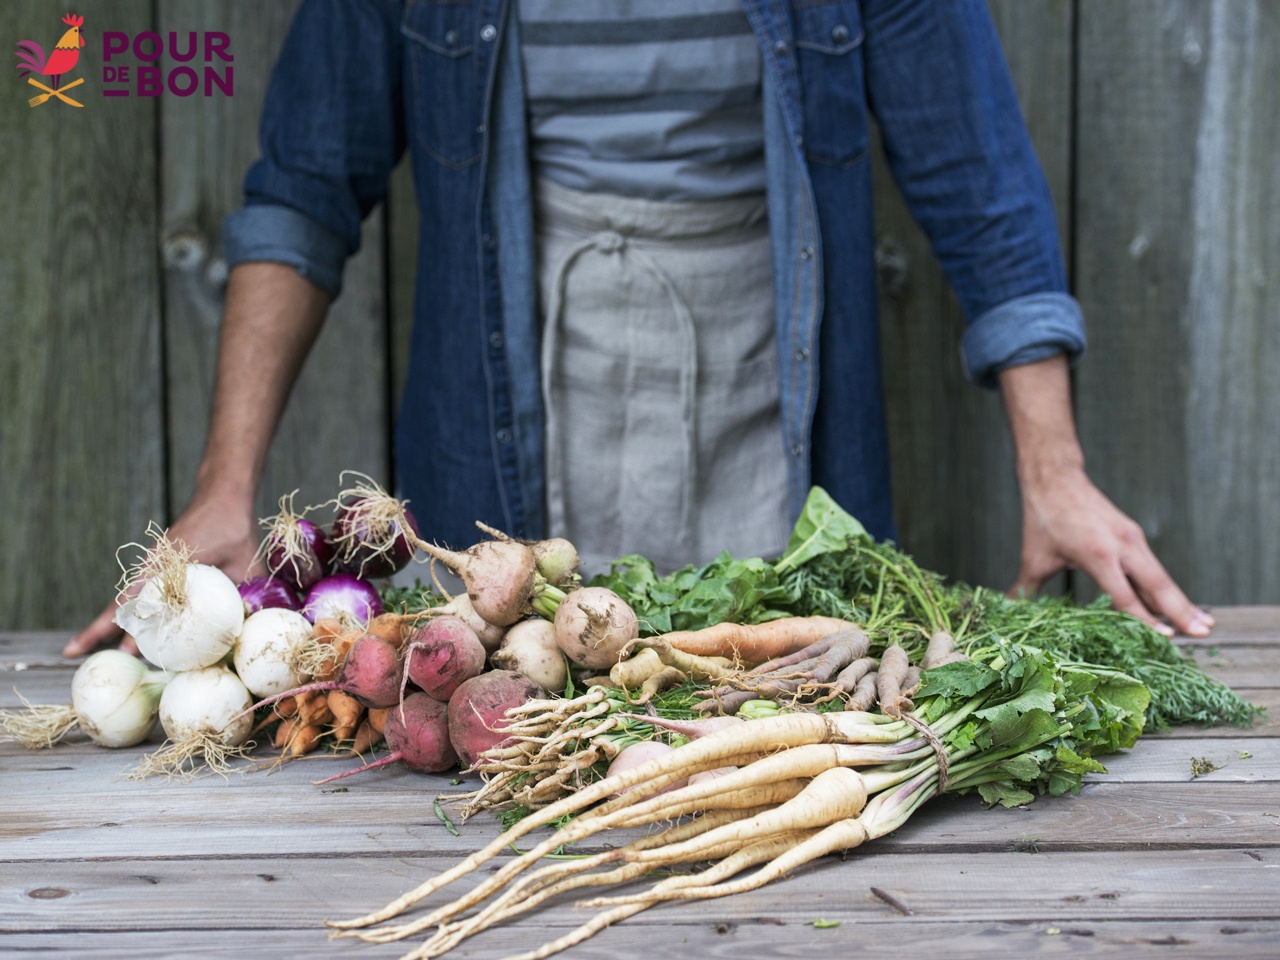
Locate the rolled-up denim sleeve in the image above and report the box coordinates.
[961,291,1086,388]
[862,0,1083,387]
[223,0,405,299]
[223,204,348,298]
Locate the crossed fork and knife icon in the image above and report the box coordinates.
[27,76,85,107]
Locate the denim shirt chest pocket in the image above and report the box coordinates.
[792,1,869,168]
[402,0,484,167]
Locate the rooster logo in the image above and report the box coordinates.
[16,13,86,108]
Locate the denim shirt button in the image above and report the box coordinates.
[773,39,788,56]
[496,428,513,443]
[790,444,805,458]
[794,347,810,362]
[489,331,505,350]
[831,24,850,44]
[482,232,496,249]
[444,29,460,47]
[800,246,813,261]
[477,124,486,135]
[480,24,497,41]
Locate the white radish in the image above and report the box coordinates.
[233,608,314,698]
[490,619,568,692]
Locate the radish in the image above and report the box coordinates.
[239,633,404,719]
[553,587,639,670]
[237,576,301,615]
[419,538,539,627]
[113,531,244,673]
[402,616,487,702]
[490,619,567,692]
[313,692,455,784]
[448,670,546,769]
[328,472,420,579]
[260,492,333,593]
[232,608,314,698]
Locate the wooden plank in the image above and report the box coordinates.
[3,751,1278,861]
[875,0,1074,595]
[0,0,164,631]
[1181,607,1280,645]
[4,850,1279,934]
[1190,645,1280,691]
[160,0,391,531]
[1075,1,1280,605]
[5,920,1280,960]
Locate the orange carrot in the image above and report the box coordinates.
[366,612,409,650]
[366,706,391,736]
[352,719,382,754]
[273,717,301,750]
[298,690,334,727]
[283,723,324,758]
[327,690,364,731]
[659,616,850,664]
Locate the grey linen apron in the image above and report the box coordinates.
[536,177,791,575]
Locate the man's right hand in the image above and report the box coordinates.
[63,497,262,658]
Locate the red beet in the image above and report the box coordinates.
[448,670,545,770]
[403,616,487,702]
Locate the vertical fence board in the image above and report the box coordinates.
[1075,0,1280,604]
[0,1,163,630]
[875,0,1074,591]
[161,0,389,531]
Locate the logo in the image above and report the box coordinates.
[15,12,86,108]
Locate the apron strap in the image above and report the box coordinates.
[541,229,699,554]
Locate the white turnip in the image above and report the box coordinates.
[553,587,639,670]
[489,619,567,693]
[429,592,507,652]
[114,530,244,672]
[233,607,314,698]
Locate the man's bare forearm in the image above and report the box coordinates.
[194,262,332,504]
[997,354,1084,489]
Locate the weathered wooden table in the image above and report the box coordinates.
[3,610,1278,958]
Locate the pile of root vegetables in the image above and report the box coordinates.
[1,481,1262,960]
[0,474,646,781]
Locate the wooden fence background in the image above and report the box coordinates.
[2,0,1276,631]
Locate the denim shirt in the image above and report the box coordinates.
[225,0,1085,550]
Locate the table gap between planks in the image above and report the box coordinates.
[2,608,1278,959]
